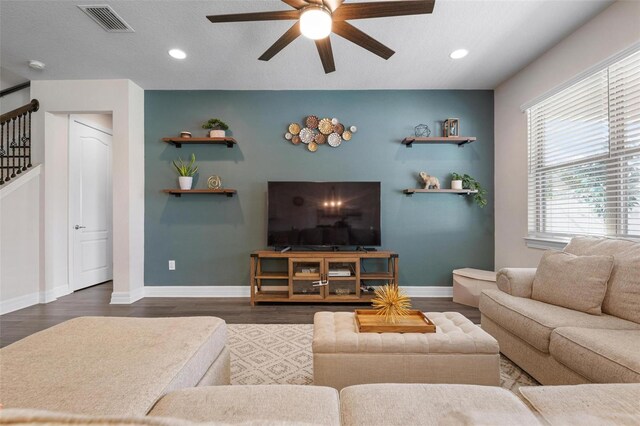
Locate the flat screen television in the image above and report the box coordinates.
[268,181,381,247]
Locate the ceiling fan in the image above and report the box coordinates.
[207,0,435,74]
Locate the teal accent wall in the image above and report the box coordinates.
[145,90,494,287]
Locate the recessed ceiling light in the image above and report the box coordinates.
[450,49,469,59]
[168,49,187,60]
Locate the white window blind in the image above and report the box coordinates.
[527,49,640,239]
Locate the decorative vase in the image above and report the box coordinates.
[178,176,193,190]
[451,180,463,190]
[209,129,225,138]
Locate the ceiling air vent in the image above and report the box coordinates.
[78,5,134,33]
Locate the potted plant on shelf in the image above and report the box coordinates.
[173,153,198,190]
[451,172,488,208]
[202,118,229,138]
[451,172,463,190]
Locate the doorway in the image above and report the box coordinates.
[68,114,113,291]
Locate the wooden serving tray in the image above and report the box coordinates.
[354,309,436,333]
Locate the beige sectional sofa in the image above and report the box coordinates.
[2,314,640,424]
[2,384,640,425]
[480,236,640,385]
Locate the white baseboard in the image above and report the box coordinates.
[110,286,145,304]
[402,286,453,298]
[0,291,40,315]
[40,285,71,303]
[145,286,251,297]
[141,286,451,299]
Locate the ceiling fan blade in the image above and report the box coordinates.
[258,22,301,61]
[332,21,394,60]
[322,0,344,12]
[207,10,300,23]
[281,0,309,9]
[332,0,434,21]
[315,37,336,74]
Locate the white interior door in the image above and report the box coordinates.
[69,116,113,291]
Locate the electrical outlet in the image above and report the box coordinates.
[168,260,175,270]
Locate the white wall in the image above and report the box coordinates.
[79,113,113,131]
[0,89,30,115]
[0,166,42,314]
[30,80,145,304]
[0,68,30,114]
[494,1,640,269]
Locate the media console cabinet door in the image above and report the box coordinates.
[325,258,360,300]
[289,258,324,300]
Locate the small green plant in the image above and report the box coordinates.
[202,118,229,130]
[173,153,198,177]
[451,172,487,208]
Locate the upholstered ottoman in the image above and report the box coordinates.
[313,312,500,390]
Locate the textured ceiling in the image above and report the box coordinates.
[0,0,613,89]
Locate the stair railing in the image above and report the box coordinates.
[0,99,39,185]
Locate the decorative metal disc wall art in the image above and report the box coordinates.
[284,115,357,152]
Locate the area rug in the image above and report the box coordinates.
[227,324,539,393]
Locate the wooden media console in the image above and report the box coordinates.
[249,250,398,305]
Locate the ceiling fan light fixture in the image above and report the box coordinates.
[168,49,187,60]
[300,6,332,40]
[449,49,469,59]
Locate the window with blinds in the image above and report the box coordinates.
[527,49,640,239]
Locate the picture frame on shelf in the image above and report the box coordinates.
[444,118,460,137]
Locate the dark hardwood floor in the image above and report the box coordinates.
[0,282,479,348]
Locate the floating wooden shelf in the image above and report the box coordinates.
[404,189,478,196]
[402,136,476,147]
[162,137,237,148]
[163,189,237,197]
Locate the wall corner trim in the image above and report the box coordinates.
[40,285,71,303]
[110,287,145,304]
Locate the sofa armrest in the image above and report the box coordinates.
[496,268,537,298]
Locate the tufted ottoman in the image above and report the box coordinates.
[312,311,499,390]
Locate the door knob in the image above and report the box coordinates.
[74,225,86,230]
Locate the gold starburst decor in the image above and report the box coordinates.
[371,285,412,324]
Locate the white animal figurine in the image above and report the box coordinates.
[419,172,440,190]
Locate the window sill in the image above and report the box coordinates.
[524,236,570,251]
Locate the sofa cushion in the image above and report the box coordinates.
[340,384,542,426]
[0,409,316,426]
[531,251,613,315]
[148,385,340,426]
[550,327,640,383]
[520,384,640,425]
[0,317,227,416]
[0,409,194,426]
[565,236,640,323]
[480,289,640,353]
